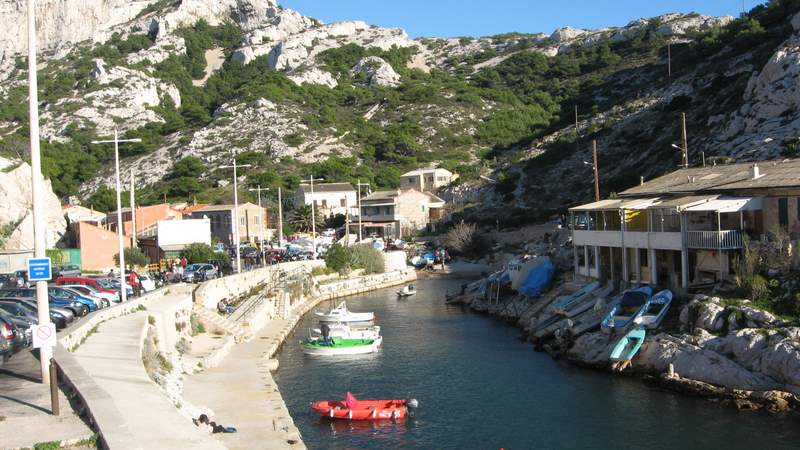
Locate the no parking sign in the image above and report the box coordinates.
[32,323,57,349]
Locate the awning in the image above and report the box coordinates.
[649,195,718,212]
[684,197,762,213]
[569,198,658,212]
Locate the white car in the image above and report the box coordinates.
[138,274,156,293]
[59,284,119,304]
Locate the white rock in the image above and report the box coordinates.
[90,58,108,84]
[550,27,587,43]
[288,67,338,88]
[351,56,401,87]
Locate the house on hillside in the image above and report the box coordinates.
[400,167,458,193]
[355,189,445,238]
[186,203,268,247]
[569,159,800,293]
[75,221,130,271]
[294,183,358,218]
[106,203,183,237]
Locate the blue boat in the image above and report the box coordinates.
[609,327,646,364]
[552,281,600,315]
[634,289,673,330]
[600,286,653,334]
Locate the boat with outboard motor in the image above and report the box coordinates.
[311,323,381,340]
[315,301,375,325]
[311,392,418,420]
[301,336,383,355]
[397,285,416,297]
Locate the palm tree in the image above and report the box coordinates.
[289,204,324,233]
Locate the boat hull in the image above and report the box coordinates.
[610,328,647,362]
[301,336,382,356]
[311,399,408,420]
[312,325,381,340]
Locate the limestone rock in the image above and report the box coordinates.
[681,298,726,332]
[90,58,108,84]
[287,67,337,88]
[740,305,779,328]
[550,27,587,43]
[351,56,401,87]
[655,13,734,36]
[0,157,66,251]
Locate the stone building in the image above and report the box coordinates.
[356,189,445,238]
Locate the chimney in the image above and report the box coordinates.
[751,163,762,180]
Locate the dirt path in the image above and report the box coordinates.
[193,48,226,87]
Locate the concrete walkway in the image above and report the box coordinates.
[183,315,304,450]
[72,302,223,450]
[0,350,94,450]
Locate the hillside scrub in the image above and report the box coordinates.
[324,244,385,275]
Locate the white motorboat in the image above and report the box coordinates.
[312,324,381,340]
[315,301,375,324]
[396,285,416,297]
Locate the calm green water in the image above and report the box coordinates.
[274,279,800,450]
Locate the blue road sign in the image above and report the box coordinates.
[27,257,52,281]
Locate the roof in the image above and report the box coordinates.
[684,197,763,213]
[621,159,800,197]
[360,189,445,205]
[296,183,355,194]
[179,203,209,214]
[401,167,453,177]
[192,202,259,213]
[569,198,659,211]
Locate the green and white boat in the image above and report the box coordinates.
[301,336,383,356]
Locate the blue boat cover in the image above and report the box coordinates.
[518,259,554,297]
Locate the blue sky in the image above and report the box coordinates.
[279,1,765,38]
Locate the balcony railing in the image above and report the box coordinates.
[687,230,743,250]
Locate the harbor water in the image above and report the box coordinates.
[275,278,800,450]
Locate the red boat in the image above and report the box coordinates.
[311,392,417,420]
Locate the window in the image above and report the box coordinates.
[384,206,392,215]
[321,199,327,208]
[779,198,789,228]
[240,217,245,225]
[253,215,259,224]
[421,205,426,212]
[340,198,346,207]
[407,178,413,184]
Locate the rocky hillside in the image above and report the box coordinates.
[0,0,797,219]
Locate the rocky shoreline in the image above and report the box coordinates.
[454,282,800,414]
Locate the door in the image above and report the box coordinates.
[778,198,789,229]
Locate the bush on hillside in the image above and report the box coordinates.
[182,243,216,264]
[445,221,489,258]
[324,244,385,275]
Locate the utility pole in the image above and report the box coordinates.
[302,175,324,258]
[574,105,580,154]
[344,196,351,247]
[667,43,671,80]
[248,185,269,266]
[592,140,600,202]
[681,112,689,168]
[91,130,142,305]
[277,186,283,246]
[26,0,53,385]
[129,169,137,248]
[356,179,370,242]
[220,154,253,273]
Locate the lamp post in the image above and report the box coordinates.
[220,155,253,274]
[582,140,601,202]
[277,186,283,246]
[356,180,370,242]
[302,175,324,258]
[248,185,269,266]
[91,130,142,304]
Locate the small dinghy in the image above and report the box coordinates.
[312,323,381,340]
[609,328,646,371]
[311,392,418,420]
[634,289,673,329]
[397,285,416,297]
[316,301,375,325]
[601,286,653,334]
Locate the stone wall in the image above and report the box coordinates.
[193,260,324,310]
[382,250,408,272]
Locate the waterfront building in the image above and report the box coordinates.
[294,183,358,218]
[357,189,445,238]
[400,167,458,193]
[186,203,268,247]
[570,159,800,293]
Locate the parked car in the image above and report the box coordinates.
[95,277,133,298]
[207,259,233,276]
[59,286,109,308]
[182,264,217,283]
[58,284,117,305]
[0,288,87,317]
[0,311,32,347]
[55,277,117,297]
[52,264,81,278]
[48,286,99,312]
[0,299,69,330]
[0,273,16,289]
[0,319,13,366]
[0,314,28,353]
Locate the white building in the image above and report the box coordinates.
[294,183,358,217]
[400,167,458,193]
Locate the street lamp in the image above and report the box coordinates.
[671,143,688,168]
[248,185,269,266]
[220,155,253,274]
[91,129,142,304]
[302,175,324,257]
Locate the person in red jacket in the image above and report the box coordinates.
[129,270,141,297]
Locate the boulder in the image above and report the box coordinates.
[740,305,779,328]
[288,67,338,88]
[351,56,402,87]
[550,27,587,43]
[680,298,726,332]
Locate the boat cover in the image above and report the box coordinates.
[345,391,358,409]
[518,257,554,297]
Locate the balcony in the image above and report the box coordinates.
[687,230,743,250]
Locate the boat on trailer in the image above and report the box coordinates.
[316,301,375,325]
[301,336,382,356]
[311,392,417,420]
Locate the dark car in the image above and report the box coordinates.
[0,273,16,289]
[0,288,88,317]
[0,299,68,330]
[207,259,233,276]
[0,311,32,347]
[0,314,28,354]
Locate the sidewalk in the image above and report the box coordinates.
[71,300,223,450]
[182,315,305,450]
[0,350,94,450]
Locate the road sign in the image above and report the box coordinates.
[28,257,52,281]
[32,323,57,349]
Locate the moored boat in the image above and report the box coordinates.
[312,324,381,340]
[301,336,382,356]
[601,286,653,334]
[634,289,673,329]
[609,327,646,371]
[316,301,375,325]
[397,285,416,297]
[311,392,418,420]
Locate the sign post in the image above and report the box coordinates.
[28,257,52,282]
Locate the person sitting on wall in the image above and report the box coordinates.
[217,299,234,315]
[194,414,237,434]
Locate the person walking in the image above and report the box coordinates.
[129,270,141,297]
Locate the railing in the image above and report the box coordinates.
[687,230,743,250]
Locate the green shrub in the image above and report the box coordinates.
[114,247,150,267]
[324,244,352,274]
[181,243,216,264]
[350,245,385,275]
[744,274,769,301]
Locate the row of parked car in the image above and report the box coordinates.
[0,275,141,367]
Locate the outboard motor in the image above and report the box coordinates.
[407,398,419,409]
[321,324,331,344]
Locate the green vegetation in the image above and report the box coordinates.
[181,243,226,264]
[114,247,150,267]
[324,244,385,275]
